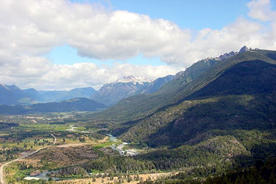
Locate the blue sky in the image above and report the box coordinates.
[48,0,254,66]
[109,0,251,29]
[70,0,252,29]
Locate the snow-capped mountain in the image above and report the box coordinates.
[115,75,149,84]
[91,75,174,106]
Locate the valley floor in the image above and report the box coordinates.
[0,112,275,184]
[0,114,153,184]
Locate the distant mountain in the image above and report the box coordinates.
[0,76,172,106]
[141,75,174,94]
[0,97,106,114]
[0,85,97,105]
[30,97,105,113]
[0,84,39,105]
[91,75,174,106]
[0,84,20,105]
[115,75,146,83]
[38,87,96,103]
[92,56,221,122]
[91,82,146,106]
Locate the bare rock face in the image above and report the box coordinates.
[239,46,249,53]
[91,75,174,106]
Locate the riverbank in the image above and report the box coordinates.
[108,134,139,156]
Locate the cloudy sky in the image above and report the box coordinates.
[0,0,276,90]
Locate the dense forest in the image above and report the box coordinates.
[141,157,276,184]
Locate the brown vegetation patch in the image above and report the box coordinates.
[57,172,176,184]
[28,145,98,167]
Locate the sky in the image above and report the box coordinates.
[0,0,276,90]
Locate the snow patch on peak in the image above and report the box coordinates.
[215,51,237,61]
[116,75,151,84]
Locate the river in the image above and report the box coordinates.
[108,134,138,156]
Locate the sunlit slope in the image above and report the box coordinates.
[119,59,276,146]
[93,50,276,124]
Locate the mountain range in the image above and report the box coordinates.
[90,75,174,106]
[0,74,174,108]
[85,47,276,148]
[0,85,97,105]
[1,47,275,123]
[0,98,106,114]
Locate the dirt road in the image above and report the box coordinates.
[51,134,57,145]
[0,148,45,184]
[0,134,56,184]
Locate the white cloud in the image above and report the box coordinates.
[0,54,180,90]
[247,0,276,21]
[0,0,275,90]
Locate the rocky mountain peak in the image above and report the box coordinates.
[239,46,249,53]
[116,75,148,84]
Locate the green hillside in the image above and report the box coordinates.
[92,50,276,125]
[120,60,276,146]
[145,157,276,184]
[83,49,276,183]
